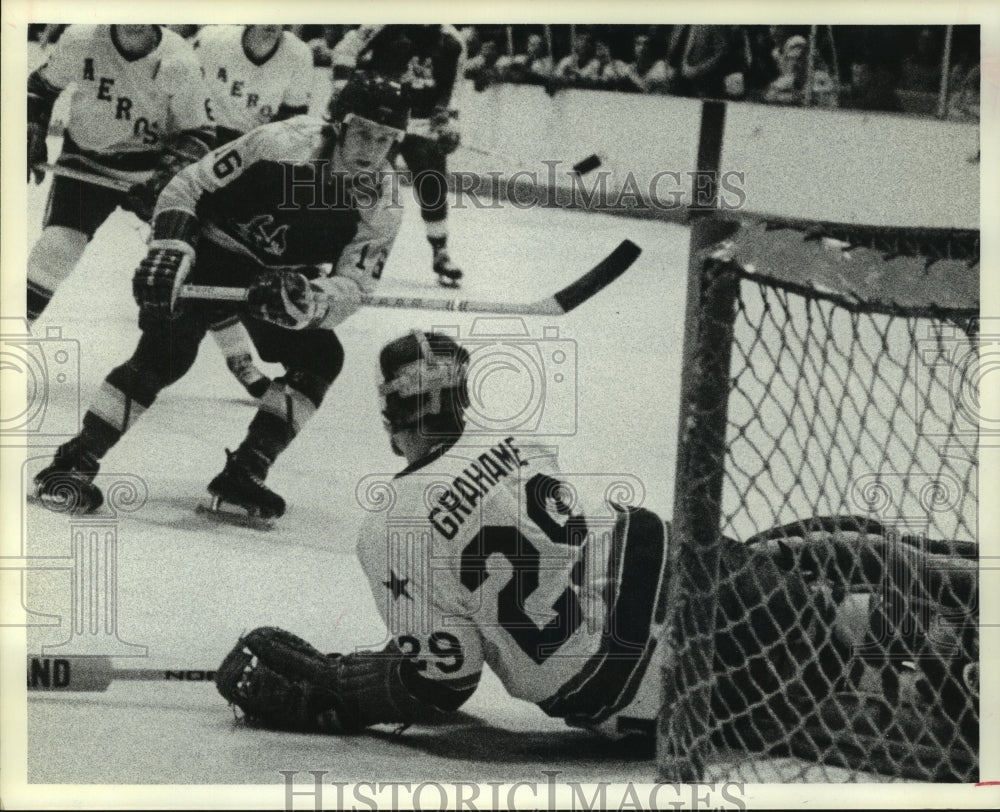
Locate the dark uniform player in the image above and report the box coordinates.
[33,74,410,522]
[332,25,465,287]
[214,330,977,762]
[26,24,214,322]
[190,24,315,399]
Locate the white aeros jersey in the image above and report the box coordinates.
[193,26,313,135]
[357,439,633,710]
[38,25,210,157]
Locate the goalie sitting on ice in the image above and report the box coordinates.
[217,330,977,755]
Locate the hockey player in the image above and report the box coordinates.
[216,328,674,737]
[26,24,214,323]
[332,25,465,287]
[189,24,315,398]
[214,329,978,764]
[33,73,410,521]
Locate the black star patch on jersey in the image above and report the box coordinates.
[383,571,412,601]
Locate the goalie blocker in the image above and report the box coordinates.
[216,330,976,748]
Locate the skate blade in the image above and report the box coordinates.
[27,492,100,515]
[435,275,461,289]
[197,497,276,531]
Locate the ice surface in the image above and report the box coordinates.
[20,148,690,785]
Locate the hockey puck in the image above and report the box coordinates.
[572,154,602,175]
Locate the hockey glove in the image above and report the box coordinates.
[125,131,213,222]
[247,271,327,330]
[132,242,195,318]
[216,627,350,733]
[430,106,461,155]
[27,122,48,184]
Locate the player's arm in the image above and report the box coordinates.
[125,48,216,221]
[26,25,80,182]
[132,126,273,318]
[215,623,483,733]
[272,34,313,121]
[282,187,402,330]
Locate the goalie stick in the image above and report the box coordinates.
[178,239,642,316]
[27,655,215,693]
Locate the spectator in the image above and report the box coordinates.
[618,33,671,94]
[308,25,348,68]
[590,39,625,89]
[464,39,503,91]
[459,25,481,60]
[553,30,600,86]
[841,56,901,112]
[671,25,749,99]
[743,26,781,101]
[764,35,839,107]
[899,27,942,92]
[168,25,200,40]
[947,63,980,121]
[497,33,553,84]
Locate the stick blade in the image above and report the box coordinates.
[550,240,641,314]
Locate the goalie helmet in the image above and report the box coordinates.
[327,71,410,133]
[378,330,469,440]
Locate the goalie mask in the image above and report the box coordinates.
[378,330,469,444]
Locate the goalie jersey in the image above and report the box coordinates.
[356,438,669,729]
[155,116,400,329]
[193,25,314,142]
[30,25,212,179]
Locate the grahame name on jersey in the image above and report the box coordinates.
[428,437,529,540]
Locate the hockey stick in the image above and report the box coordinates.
[178,239,641,316]
[27,655,215,693]
[34,163,133,193]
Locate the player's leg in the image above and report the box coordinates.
[27,172,122,322]
[34,309,211,512]
[542,506,670,738]
[204,320,346,519]
[399,133,463,287]
[209,315,272,399]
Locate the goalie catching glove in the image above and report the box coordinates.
[247,271,329,330]
[429,106,461,155]
[216,626,465,733]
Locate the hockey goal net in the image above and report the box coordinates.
[657,216,980,783]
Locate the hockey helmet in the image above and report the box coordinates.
[327,71,410,134]
[378,330,469,437]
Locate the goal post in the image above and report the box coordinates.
[656,216,980,783]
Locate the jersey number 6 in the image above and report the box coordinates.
[459,474,588,664]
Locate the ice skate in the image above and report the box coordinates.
[432,247,463,288]
[200,448,285,528]
[32,440,104,514]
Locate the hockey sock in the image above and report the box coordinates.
[27,280,53,323]
[235,372,327,470]
[211,318,267,388]
[77,390,147,461]
[426,218,449,251]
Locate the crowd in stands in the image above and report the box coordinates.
[28,23,980,121]
[461,24,981,120]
